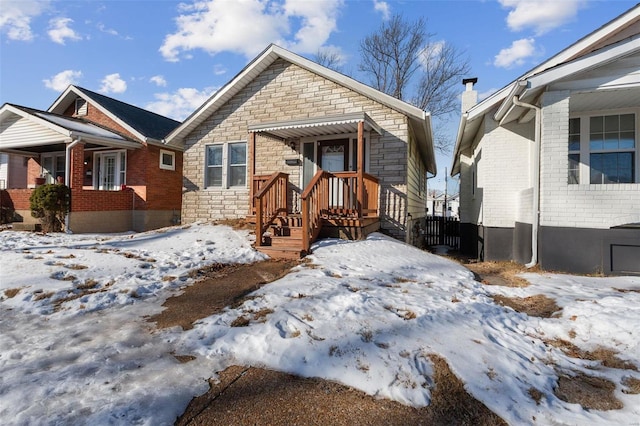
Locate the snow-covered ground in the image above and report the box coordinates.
[1,223,639,425]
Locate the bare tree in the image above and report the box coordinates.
[314,48,343,73]
[358,15,427,100]
[359,14,470,151]
[412,41,470,117]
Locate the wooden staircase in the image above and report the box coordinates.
[255,214,306,260]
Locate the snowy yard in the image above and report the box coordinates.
[1,223,639,425]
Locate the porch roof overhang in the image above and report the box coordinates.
[0,103,141,153]
[247,113,383,140]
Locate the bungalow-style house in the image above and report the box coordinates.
[165,44,436,258]
[0,86,182,233]
[452,5,640,275]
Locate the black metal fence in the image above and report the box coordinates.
[424,215,460,249]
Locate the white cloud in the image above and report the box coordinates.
[150,75,167,87]
[0,0,48,41]
[494,37,536,68]
[48,17,82,44]
[499,0,584,35]
[373,0,390,20]
[99,73,127,94]
[97,22,118,36]
[43,69,82,91]
[146,87,217,121]
[213,64,227,76]
[159,0,343,62]
[418,40,445,69]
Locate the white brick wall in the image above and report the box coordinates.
[540,91,640,229]
[466,114,533,228]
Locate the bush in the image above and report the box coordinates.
[30,184,71,232]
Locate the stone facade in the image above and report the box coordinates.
[182,58,426,241]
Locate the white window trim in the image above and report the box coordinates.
[205,141,247,189]
[570,107,639,185]
[93,149,127,190]
[159,149,175,171]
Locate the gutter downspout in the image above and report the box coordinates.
[65,137,82,233]
[511,96,540,268]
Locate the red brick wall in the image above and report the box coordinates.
[2,189,32,210]
[145,145,183,210]
[63,98,182,212]
[27,158,42,186]
[64,102,138,140]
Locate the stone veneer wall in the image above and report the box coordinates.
[182,58,419,241]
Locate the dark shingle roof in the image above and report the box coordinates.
[74,87,180,141]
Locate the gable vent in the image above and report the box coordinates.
[75,98,87,116]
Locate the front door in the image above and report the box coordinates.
[319,139,348,208]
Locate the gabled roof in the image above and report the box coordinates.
[48,86,180,144]
[165,44,436,174]
[451,4,640,175]
[0,103,140,151]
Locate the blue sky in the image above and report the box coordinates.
[0,0,637,191]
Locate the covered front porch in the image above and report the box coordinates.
[246,113,383,259]
[0,104,141,232]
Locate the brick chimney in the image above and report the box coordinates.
[461,77,478,113]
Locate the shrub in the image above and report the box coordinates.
[30,184,71,232]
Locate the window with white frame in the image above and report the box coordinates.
[159,149,175,171]
[206,142,246,188]
[568,112,637,184]
[94,150,126,190]
[41,152,65,184]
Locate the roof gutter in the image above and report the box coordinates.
[511,95,541,268]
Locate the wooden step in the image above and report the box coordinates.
[255,245,305,260]
[270,225,303,238]
[270,235,302,248]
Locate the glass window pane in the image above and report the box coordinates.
[590,134,604,150]
[207,145,222,166]
[604,132,619,150]
[569,134,580,151]
[162,152,173,166]
[229,165,246,186]
[604,115,618,132]
[620,131,635,149]
[229,143,246,165]
[620,114,635,131]
[590,153,603,184]
[568,154,580,184]
[207,167,222,187]
[590,116,603,133]
[569,118,580,134]
[618,153,634,183]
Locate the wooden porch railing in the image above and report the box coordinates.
[301,170,329,253]
[300,170,380,252]
[254,172,289,247]
[250,174,273,216]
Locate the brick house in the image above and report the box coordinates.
[451,5,640,275]
[165,44,436,258]
[0,86,182,232]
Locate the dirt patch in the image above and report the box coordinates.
[4,288,20,298]
[547,339,638,371]
[492,294,561,318]
[149,259,296,330]
[554,372,622,411]
[176,355,506,426]
[622,376,640,394]
[465,261,531,288]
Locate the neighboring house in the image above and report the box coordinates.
[165,44,436,258]
[452,5,640,275]
[0,86,182,232]
[426,191,459,219]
